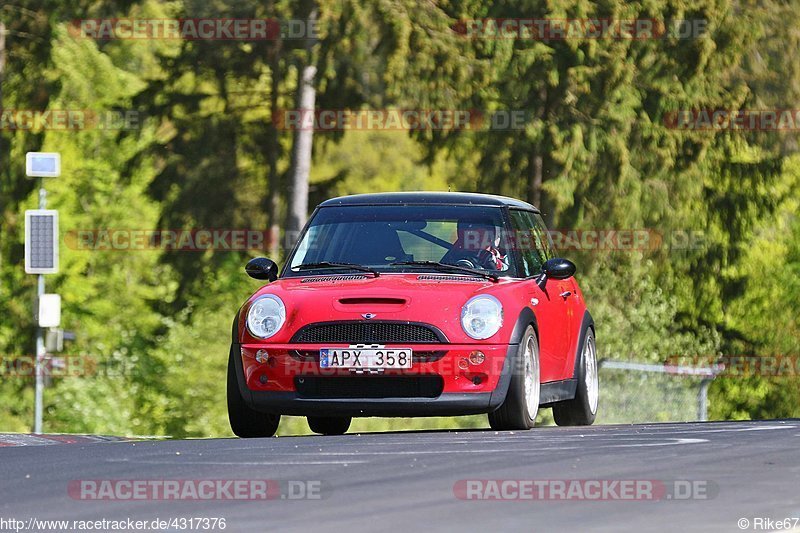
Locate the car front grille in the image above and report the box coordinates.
[290,321,446,344]
[294,376,444,399]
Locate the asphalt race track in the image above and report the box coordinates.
[1,420,798,532]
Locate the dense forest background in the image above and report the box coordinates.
[1,0,798,436]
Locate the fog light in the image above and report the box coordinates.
[255,349,269,363]
[259,374,268,384]
[458,358,469,370]
[472,376,482,385]
[469,351,485,365]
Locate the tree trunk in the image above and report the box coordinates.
[527,86,548,218]
[0,21,6,268]
[285,2,318,239]
[0,21,6,108]
[265,24,282,257]
[266,70,282,256]
[527,152,543,208]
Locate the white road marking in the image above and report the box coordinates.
[648,424,796,433]
[106,458,368,465]
[206,434,714,458]
[203,437,710,457]
[602,437,708,447]
[181,460,370,465]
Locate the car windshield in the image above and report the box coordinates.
[286,205,518,277]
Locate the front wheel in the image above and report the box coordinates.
[307,416,351,435]
[227,345,281,438]
[553,329,598,426]
[488,326,540,430]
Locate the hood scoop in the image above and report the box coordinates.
[417,274,485,282]
[338,297,407,305]
[333,296,409,312]
[301,275,368,283]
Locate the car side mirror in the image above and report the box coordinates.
[544,258,576,279]
[245,257,278,281]
[537,258,576,288]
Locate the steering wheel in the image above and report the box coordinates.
[455,249,496,270]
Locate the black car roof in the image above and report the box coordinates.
[318,191,539,212]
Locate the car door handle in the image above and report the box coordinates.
[559,291,572,299]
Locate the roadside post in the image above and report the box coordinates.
[24,152,61,434]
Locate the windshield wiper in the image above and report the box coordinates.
[292,261,380,277]
[390,260,499,282]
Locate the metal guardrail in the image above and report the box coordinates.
[598,359,723,422]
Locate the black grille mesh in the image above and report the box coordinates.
[295,376,444,398]
[291,322,443,344]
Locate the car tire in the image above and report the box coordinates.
[488,326,539,430]
[227,344,281,438]
[553,328,598,426]
[307,416,352,436]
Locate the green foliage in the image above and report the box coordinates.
[0,0,799,436]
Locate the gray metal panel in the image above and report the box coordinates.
[25,210,59,274]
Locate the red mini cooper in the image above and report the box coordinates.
[228,192,598,436]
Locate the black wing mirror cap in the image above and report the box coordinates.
[542,258,576,280]
[245,257,278,281]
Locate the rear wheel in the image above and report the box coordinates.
[307,416,352,435]
[488,326,539,430]
[553,329,598,426]
[227,345,281,438]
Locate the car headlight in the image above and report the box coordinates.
[461,295,503,340]
[246,294,286,339]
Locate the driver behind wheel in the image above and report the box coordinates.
[442,221,509,271]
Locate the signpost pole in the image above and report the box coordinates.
[34,181,46,434]
[25,151,61,434]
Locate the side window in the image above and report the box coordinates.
[533,214,555,260]
[290,224,323,267]
[509,210,548,276]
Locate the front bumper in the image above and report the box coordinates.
[233,343,516,417]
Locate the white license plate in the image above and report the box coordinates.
[320,345,413,369]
